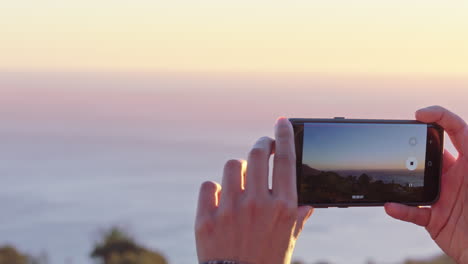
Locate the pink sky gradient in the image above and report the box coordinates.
[0,72,465,153]
[1,72,467,123]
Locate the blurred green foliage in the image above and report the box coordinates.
[291,254,455,264]
[0,246,28,264]
[0,229,455,264]
[403,254,456,264]
[0,245,47,264]
[90,227,167,264]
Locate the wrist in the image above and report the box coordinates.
[201,261,252,264]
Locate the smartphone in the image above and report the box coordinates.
[290,118,444,208]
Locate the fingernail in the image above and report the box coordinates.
[276,116,288,125]
[417,106,433,112]
[387,202,403,210]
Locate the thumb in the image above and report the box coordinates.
[384,203,431,227]
[293,205,314,238]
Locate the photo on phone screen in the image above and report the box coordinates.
[292,119,443,207]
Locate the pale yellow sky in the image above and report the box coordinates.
[1,0,467,74]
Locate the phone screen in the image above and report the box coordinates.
[296,121,442,206]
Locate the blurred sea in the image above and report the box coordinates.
[0,72,466,264]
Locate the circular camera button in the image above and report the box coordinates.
[406,157,418,171]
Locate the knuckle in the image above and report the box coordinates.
[242,197,262,215]
[274,199,297,220]
[224,159,242,172]
[402,207,412,221]
[274,152,296,164]
[195,217,216,236]
[278,190,298,202]
[217,207,235,223]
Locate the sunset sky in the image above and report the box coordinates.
[303,123,427,171]
[1,2,467,263]
[1,0,467,74]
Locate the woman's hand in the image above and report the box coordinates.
[195,117,314,264]
[385,106,468,263]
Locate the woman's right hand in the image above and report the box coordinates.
[385,106,468,263]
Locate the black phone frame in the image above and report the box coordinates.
[290,118,444,208]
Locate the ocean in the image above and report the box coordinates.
[0,72,466,264]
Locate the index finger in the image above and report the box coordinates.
[416,105,467,156]
[272,117,297,199]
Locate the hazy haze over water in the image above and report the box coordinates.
[0,72,466,264]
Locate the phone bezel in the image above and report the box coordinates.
[290,118,444,208]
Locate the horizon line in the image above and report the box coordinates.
[0,69,467,79]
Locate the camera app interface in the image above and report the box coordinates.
[300,123,427,203]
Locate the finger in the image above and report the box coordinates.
[272,117,297,199]
[384,202,431,227]
[219,159,246,207]
[245,137,274,196]
[293,205,314,238]
[196,181,221,219]
[442,149,457,174]
[416,106,467,155]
